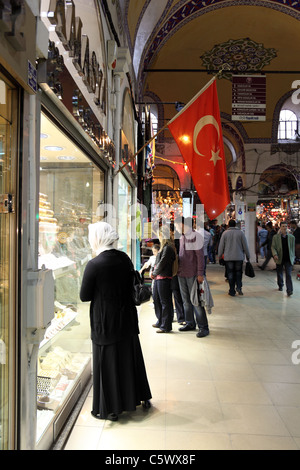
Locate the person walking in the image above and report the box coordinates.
[151,228,176,333]
[202,222,212,276]
[218,219,250,296]
[80,222,152,422]
[271,221,295,296]
[174,216,209,338]
[258,221,276,270]
[290,220,300,264]
[170,224,185,325]
[258,223,268,258]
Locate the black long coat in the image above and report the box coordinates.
[80,249,139,345]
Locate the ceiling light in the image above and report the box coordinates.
[44,146,64,151]
[57,155,76,161]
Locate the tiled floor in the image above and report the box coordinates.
[64,260,300,450]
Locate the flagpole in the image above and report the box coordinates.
[167,75,216,126]
[114,122,169,175]
[114,68,226,176]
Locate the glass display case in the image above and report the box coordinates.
[36,113,105,447]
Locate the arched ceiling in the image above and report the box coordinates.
[121,0,300,141]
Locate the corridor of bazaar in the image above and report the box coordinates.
[1,0,300,451]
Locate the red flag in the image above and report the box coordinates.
[168,78,230,220]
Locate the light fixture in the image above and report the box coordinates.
[44,146,64,151]
[180,135,190,144]
[57,155,76,161]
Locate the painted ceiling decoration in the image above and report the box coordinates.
[200,38,277,80]
[138,0,300,81]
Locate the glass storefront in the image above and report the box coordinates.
[118,173,133,257]
[36,112,105,446]
[0,73,17,450]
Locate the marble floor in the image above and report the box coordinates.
[64,260,300,450]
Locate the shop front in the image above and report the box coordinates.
[35,107,107,449]
[256,163,300,226]
[0,71,19,451]
[0,1,37,450]
[33,0,114,449]
[118,89,138,260]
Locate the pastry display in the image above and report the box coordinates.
[39,303,77,347]
[37,190,92,445]
[39,193,58,256]
[37,345,89,412]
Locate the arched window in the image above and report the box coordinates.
[278,109,298,140]
[151,111,158,136]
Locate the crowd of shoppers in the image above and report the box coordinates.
[79,217,298,422]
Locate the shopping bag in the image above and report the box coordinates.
[245,261,255,278]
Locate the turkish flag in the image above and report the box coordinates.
[168,78,230,220]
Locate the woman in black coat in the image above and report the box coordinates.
[80,222,151,421]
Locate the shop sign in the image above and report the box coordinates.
[42,39,114,164]
[28,60,37,93]
[0,0,26,51]
[46,0,106,113]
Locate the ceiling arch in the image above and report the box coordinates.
[137,0,300,81]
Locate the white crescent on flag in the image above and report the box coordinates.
[193,115,220,156]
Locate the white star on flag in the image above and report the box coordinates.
[210,149,222,166]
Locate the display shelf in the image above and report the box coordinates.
[39,306,77,350]
[36,356,91,449]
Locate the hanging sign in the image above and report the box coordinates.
[232,75,266,121]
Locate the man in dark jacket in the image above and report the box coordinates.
[258,221,276,270]
[174,217,209,338]
[272,221,295,296]
[151,239,175,333]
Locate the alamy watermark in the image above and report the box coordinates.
[97,202,205,249]
[291,340,300,365]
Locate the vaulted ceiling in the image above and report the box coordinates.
[119,0,300,143]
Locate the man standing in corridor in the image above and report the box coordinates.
[218,219,250,296]
[174,217,209,338]
[271,221,295,296]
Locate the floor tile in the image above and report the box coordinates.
[231,434,298,450]
[63,263,300,451]
[221,403,290,436]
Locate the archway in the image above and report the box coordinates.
[257,163,300,224]
[152,164,182,206]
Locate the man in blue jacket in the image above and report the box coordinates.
[218,219,250,296]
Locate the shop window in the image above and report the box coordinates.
[37,112,105,447]
[278,109,298,141]
[118,174,132,257]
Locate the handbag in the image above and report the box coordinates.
[132,270,151,305]
[245,261,255,278]
[172,254,179,277]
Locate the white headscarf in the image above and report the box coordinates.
[88,222,119,255]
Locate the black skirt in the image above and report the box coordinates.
[92,335,152,419]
